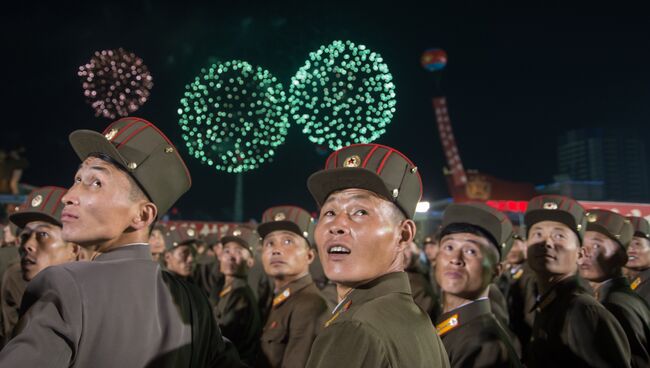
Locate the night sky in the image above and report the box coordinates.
[3,2,650,221]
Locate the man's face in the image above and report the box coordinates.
[526,221,580,278]
[314,188,406,287]
[506,239,527,265]
[627,236,650,271]
[3,224,16,245]
[19,221,77,281]
[435,232,495,300]
[262,230,313,281]
[220,241,253,277]
[61,157,143,247]
[164,245,194,277]
[424,240,440,265]
[149,229,165,255]
[578,231,625,282]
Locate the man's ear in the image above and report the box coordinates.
[69,243,81,261]
[246,256,255,268]
[132,202,157,231]
[397,219,416,252]
[306,248,316,265]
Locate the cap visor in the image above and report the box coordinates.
[69,130,127,167]
[258,221,304,240]
[9,212,61,229]
[307,168,392,207]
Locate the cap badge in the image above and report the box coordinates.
[164,146,174,153]
[274,212,286,221]
[233,229,242,237]
[187,228,195,237]
[31,194,43,207]
[543,202,558,210]
[104,128,118,141]
[587,213,598,223]
[343,155,361,168]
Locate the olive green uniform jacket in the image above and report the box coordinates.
[527,275,631,368]
[214,276,262,365]
[259,275,329,368]
[503,263,537,353]
[631,268,650,306]
[436,298,522,368]
[0,244,242,368]
[305,272,450,368]
[0,262,25,346]
[596,276,650,368]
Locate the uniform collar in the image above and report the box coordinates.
[594,276,629,302]
[630,268,650,290]
[531,274,588,312]
[333,272,411,314]
[220,276,248,298]
[93,243,152,262]
[436,298,491,336]
[273,274,314,308]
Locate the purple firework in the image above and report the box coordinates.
[78,48,153,119]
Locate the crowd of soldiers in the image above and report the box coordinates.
[0,116,647,367]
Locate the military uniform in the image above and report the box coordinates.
[436,298,521,367]
[503,263,537,353]
[0,262,25,346]
[528,275,631,367]
[524,195,632,368]
[631,268,650,305]
[259,275,328,368]
[214,276,262,365]
[407,267,440,321]
[0,118,242,367]
[583,209,650,368]
[628,216,650,305]
[436,203,522,366]
[596,276,650,368]
[256,205,330,368]
[305,143,450,368]
[215,226,262,365]
[306,272,450,368]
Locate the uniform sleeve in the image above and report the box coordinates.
[305,321,389,368]
[567,302,632,368]
[0,266,83,367]
[281,298,329,368]
[451,335,520,368]
[217,289,254,337]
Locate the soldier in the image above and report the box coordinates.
[0,117,241,367]
[627,216,650,304]
[257,205,329,368]
[434,203,521,367]
[162,224,197,279]
[193,232,224,305]
[214,226,262,365]
[1,186,80,343]
[423,233,443,312]
[578,209,650,368]
[148,223,166,262]
[524,195,631,367]
[0,222,19,282]
[501,226,537,354]
[404,241,440,320]
[304,143,450,368]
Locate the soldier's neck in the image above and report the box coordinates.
[273,271,309,292]
[86,231,149,254]
[537,272,575,295]
[442,287,488,313]
[336,284,354,302]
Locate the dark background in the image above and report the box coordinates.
[2,1,649,221]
